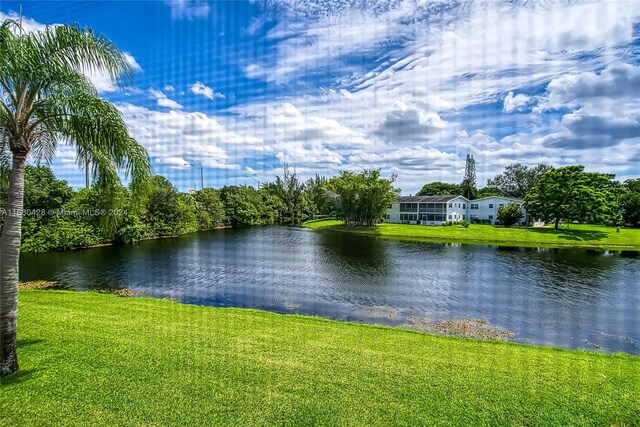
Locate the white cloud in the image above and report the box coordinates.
[539,62,640,110]
[117,103,264,172]
[123,53,143,72]
[248,0,640,109]
[374,101,449,143]
[164,0,210,20]
[503,92,531,113]
[190,82,225,100]
[158,156,190,170]
[244,64,266,80]
[164,85,175,92]
[149,89,183,110]
[535,63,640,150]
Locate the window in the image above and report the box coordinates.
[400,203,418,212]
[471,203,479,209]
[448,203,452,208]
[387,204,392,209]
[463,204,466,209]
[448,214,452,219]
[419,203,427,213]
[489,204,494,208]
[489,215,493,220]
[400,214,417,221]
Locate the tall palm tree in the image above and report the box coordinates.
[0,19,151,376]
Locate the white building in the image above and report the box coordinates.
[385,195,527,226]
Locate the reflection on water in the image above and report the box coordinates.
[20,226,640,354]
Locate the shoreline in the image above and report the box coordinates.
[21,224,233,253]
[304,219,640,251]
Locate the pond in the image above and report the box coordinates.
[21,226,640,354]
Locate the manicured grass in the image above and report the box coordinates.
[305,219,640,250]
[2,291,639,426]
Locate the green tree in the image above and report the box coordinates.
[416,182,461,197]
[305,174,332,217]
[488,163,553,199]
[497,203,523,227]
[0,165,73,211]
[192,188,225,230]
[144,176,181,236]
[176,193,198,234]
[477,186,502,198]
[621,178,640,227]
[220,185,271,227]
[327,169,399,227]
[525,166,619,229]
[21,188,111,252]
[263,165,308,225]
[0,20,151,375]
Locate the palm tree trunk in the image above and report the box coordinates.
[0,151,27,376]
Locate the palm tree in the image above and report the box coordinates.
[0,19,151,376]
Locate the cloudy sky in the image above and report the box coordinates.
[1,0,639,193]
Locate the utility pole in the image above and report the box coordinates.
[184,162,204,190]
[247,175,260,190]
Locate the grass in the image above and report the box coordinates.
[2,291,639,426]
[305,219,640,250]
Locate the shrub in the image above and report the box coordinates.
[497,203,523,227]
[460,220,470,228]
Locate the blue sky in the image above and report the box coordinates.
[1,0,639,193]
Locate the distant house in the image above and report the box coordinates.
[384,195,528,226]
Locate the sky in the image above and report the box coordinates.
[1,0,639,193]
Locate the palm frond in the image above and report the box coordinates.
[28,24,133,89]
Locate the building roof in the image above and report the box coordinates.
[396,195,467,203]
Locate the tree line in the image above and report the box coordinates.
[416,162,640,229]
[0,166,399,252]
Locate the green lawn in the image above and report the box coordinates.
[2,291,639,426]
[305,219,640,250]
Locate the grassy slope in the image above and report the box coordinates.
[2,291,639,426]
[305,219,640,249]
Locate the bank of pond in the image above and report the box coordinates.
[305,219,640,250]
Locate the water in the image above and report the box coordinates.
[20,226,640,354]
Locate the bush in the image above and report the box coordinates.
[497,203,523,227]
[114,215,149,244]
[460,220,470,228]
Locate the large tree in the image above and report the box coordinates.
[621,178,640,227]
[416,181,461,197]
[488,163,553,199]
[0,20,151,376]
[305,174,332,216]
[524,166,618,229]
[327,169,399,227]
[263,165,308,225]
